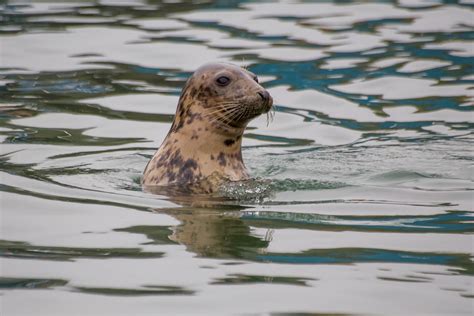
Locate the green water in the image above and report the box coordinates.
[1,0,473,315]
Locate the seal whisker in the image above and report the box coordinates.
[203,104,240,114]
[203,104,241,118]
[202,108,240,122]
[214,103,241,110]
[234,107,248,123]
[226,106,245,121]
[205,106,241,124]
[227,106,243,123]
[201,108,232,119]
[211,112,239,129]
[219,107,243,125]
[225,110,242,125]
[266,106,274,126]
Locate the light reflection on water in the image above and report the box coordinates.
[1,0,473,315]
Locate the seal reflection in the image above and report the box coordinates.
[166,207,270,259]
[122,201,271,260]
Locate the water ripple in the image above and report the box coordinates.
[1,1,473,315]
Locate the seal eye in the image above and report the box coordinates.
[216,76,231,86]
[254,76,259,83]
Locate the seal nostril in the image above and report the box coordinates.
[258,91,270,101]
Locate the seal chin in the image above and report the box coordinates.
[240,98,273,125]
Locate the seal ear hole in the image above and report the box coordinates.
[216,76,231,86]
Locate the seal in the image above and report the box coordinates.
[142,62,273,193]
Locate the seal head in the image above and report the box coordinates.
[143,62,273,193]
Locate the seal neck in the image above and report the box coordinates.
[163,121,248,180]
[168,124,245,158]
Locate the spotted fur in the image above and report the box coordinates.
[142,62,273,193]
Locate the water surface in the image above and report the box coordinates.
[1,0,473,315]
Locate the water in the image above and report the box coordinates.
[1,0,473,315]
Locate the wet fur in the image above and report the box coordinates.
[143,63,273,193]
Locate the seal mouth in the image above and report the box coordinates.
[257,90,273,113]
[202,91,274,129]
[262,94,273,113]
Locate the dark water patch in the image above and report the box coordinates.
[258,248,474,275]
[0,183,161,220]
[211,273,316,286]
[190,20,295,46]
[241,210,474,233]
[0,157,130,199]
[24,99,175,123]
[220,261,246,266]
[0,3,233,51]
[260,199,456,208]
[353,17,415,33]
[1,64,183,103]
[245,132,314,147]
[271,313,352,316]
[0,240,164,261]
[8,77,114,95]
[368,170,432,183]
[441,287,469,293]
[377,276,430,283]
[74,285,195,296]
[114,225,177,245]
[387,96,473,113]
[48,146,152,160]
[38,165,120,177]
[2,125,145,146]
[0,277,68,289]
[0,106,37,119]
